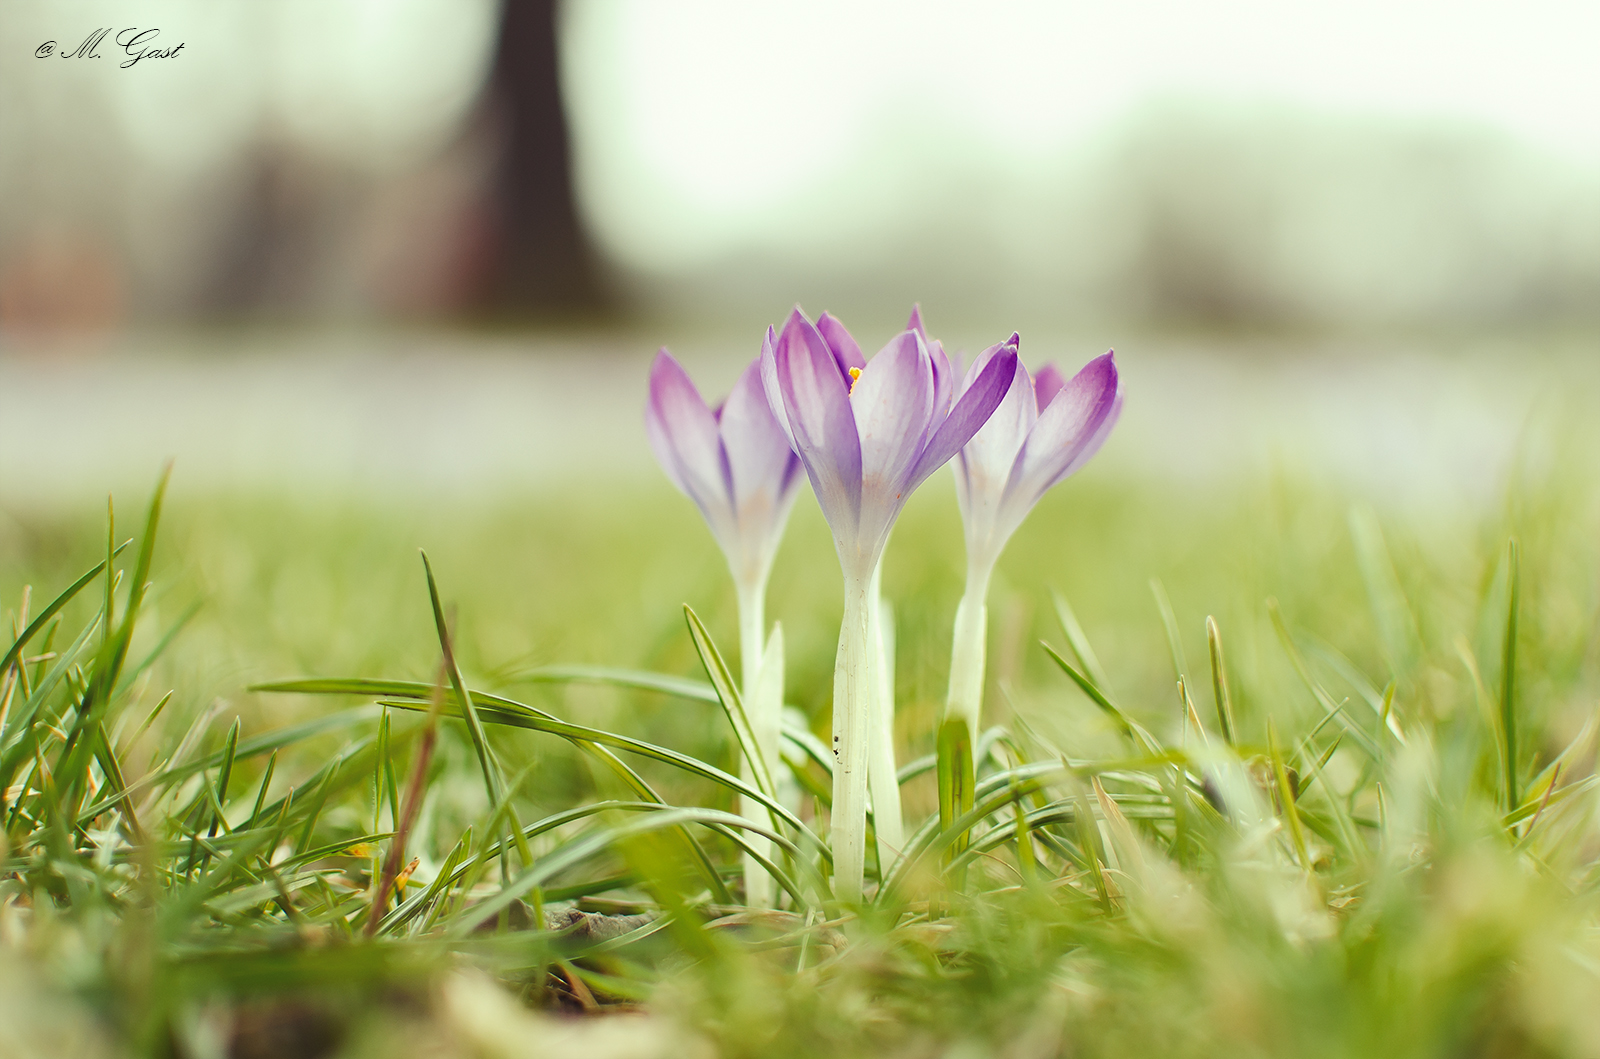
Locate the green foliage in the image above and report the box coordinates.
[3,449,1600,1057]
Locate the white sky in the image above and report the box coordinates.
[562,1,1600,268]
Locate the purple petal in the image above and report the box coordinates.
[1003,351,1122,511]
[928,340,954,422]
[908,346,1019,488]
[773,309,863,537]
[957,348,1036,494]
[909,306,953,421]
[816,312,866,375]
[645,349,735,529]
[759,325,799,454]
[720,357,802,515]
[1033,363,1067,413]
[852,330,934,529]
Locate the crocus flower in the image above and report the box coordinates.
[646,349,801,905]
[945,345,1122,747]
[762,307,1017,901]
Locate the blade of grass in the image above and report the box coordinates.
[1267,719,1310,871]
[684,604,776,800]
[1040,642,1162,757]
[1501,538,1521,813]
[246,750,278,829]
[0,544,129,679]
[420,552,501,805]
[507,665,718,704]
[1150,578,1189,687]
[369,665,446,935]
[1053,590,1113,692]
[1206,616,1237,746]
[209,719,241,838]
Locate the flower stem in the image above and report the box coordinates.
[867,566,904,876]
[945,565,992,744]
[941,564,991,837]
[831,571,874,904]
[736,578,775,907]
[737,580,767,700]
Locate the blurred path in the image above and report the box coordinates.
[1,330,1592,511]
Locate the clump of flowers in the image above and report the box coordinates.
[647,305,1120,901]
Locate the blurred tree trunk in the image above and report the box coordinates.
[481,0,610,317]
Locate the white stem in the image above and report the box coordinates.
[737,579,767,700]
[867,568,904,875]
[831,571,874,903]
[945,563,993,746]
[735,578,775,907]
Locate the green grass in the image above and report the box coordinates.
[3,436,1600,1057]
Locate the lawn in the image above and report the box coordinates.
[2,367,1599,1058]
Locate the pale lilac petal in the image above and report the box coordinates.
[816,312,866,375]
[906,304,926,339]
[908,346,1018,488]
[759,325,799,453]
[774,309,862,537]
[1033,363,1067,413]
[1002,351,1121,512]
[646,349,735,532]
[958,347,1036,491]
[928,340,953,422]
[851,331,934,527]
[720,357,802,515]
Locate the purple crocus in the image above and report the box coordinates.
[646,349,801,905]
[761,307,1017,901]
[945,345,1122,746]
[761,307,1015,583]
[647,351,803,610]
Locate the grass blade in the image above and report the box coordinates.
[1054,590,1113,692]
[684,604,776,800]
[1150,578,1189,687]
[506,665,718,704]
[1501,538,1521,812]
[420,552,501,805]
[1205,616,1237,746]
[1040,641,1162,757]
[0,543,129,678]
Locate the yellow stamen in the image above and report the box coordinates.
[848,366,862,394]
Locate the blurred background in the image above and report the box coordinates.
[3,0,1598,499]
[3,0,1598,502]
[4,0,1599,333]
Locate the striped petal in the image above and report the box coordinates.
[646,350,736,542]
[771,309,863,542]
[909,344,1018,488]
[1001,351,1122,519]
[817,312,866,376]
[851,330,935,551]
[720,356,803,533]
